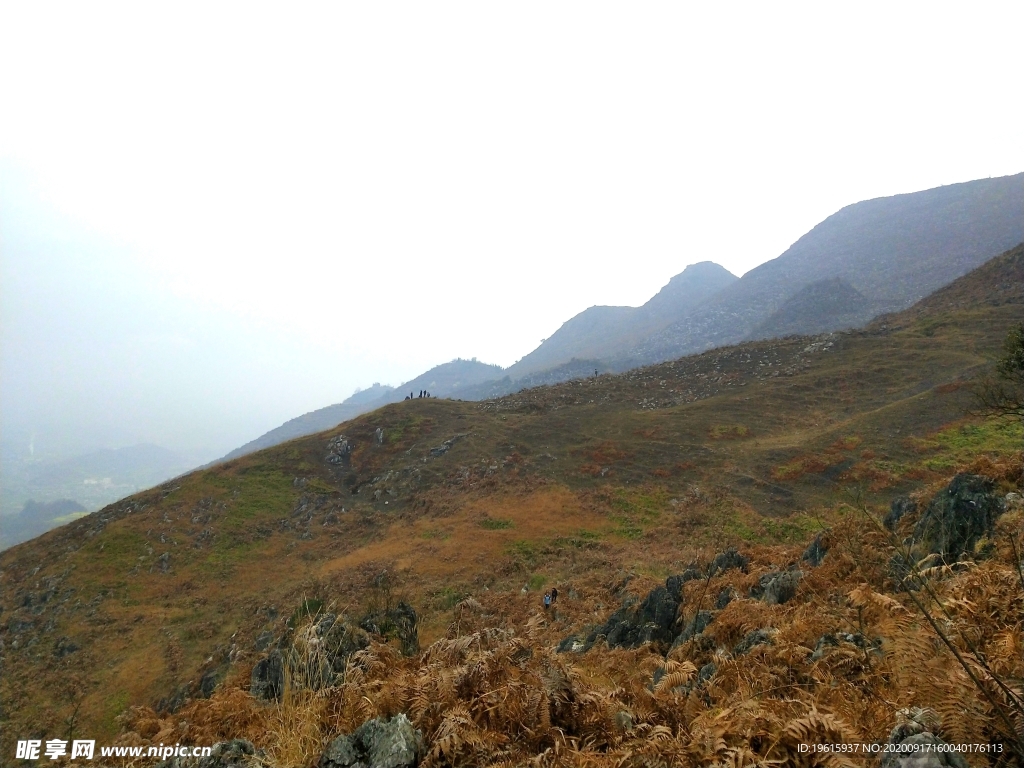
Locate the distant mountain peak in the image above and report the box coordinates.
[632,172,1024,363]
[670,260,734,280]
[505,261,736,379]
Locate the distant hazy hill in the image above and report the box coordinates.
[631,173,1024,363]
[0,443,192,546]
[220,359,503,461]
[456,358,608,402]
[0,499,87,550]
[377,358,504,403]
[20,444,188,487]
[344,383,396,405]
[506,262,737,378]
[220,384,397,461]
[750,278,870,340]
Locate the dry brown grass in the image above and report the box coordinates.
[107,498,1024,767]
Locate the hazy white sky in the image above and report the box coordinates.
[2,2,1022,459]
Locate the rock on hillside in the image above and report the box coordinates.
[319,715,424,768]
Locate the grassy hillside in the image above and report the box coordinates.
[1,245,1022,765]
[221,361,503,463]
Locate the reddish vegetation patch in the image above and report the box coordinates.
[585,441,630,465]
[771,454,829,482]
[829,435,862,451]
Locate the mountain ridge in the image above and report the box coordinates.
[217,174,1024,463]
[629,172,1024,364]
[505,261,738,379]
[219,359,504,462]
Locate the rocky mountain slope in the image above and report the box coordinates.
[749,277,870,340]
[505,261,737,379]
[630,172,1024,364]
[2,243,1021,765]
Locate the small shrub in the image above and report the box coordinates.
[479,517,513,530]
[526,573,547,591]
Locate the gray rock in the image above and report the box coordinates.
[326,436,352,465]
[157,683,191,714]
[200,664,229,698]
[695,662,716,687]
[360,601,419,656]
[53,635,78,658]
[599,608,637,648]
[750,570,803,604]
[885,496,918,531]
[428,433,469,458]
[317,613,338,636]
[555,634,586,654]
[589,584,682,650]
[199,740,257,768]
[319,714,424,768]
[810,631,882,661]
[613,710,634,733]
[319,619,372,678]
[914,474,1005,561]
[250,649,284,700]
[801,530,830,567]
[708,548,749,576]
[678,610,714,642]
[810,633,840,660]
[638,586,679,630]
[714,587,733,610]
[320,734,360,768]
[733,628,773,655]
[665,567,703,600]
